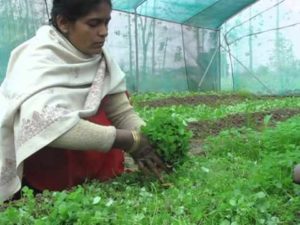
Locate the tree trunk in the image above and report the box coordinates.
[139,16,153,76]
[151,0,156,75]
[249,7,253,71]
[152,19,156,75]
[162,38,169,71]
[276,0,280,71]
[128,14,133,78]
[196,28,200,62]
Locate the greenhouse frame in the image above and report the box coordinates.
[1,1,300,223]
[0,0,299,94]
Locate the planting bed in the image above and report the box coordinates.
[188,108,300,141]
[1,93,300,225]
[137,94,249,107]
[137,94,289,108]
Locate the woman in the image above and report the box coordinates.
[0,0,165,202]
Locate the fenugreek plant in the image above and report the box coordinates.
[141,108,193,167]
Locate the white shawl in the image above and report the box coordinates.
[0,25,126,202]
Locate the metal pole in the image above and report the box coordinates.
[220,44,273,95]
[198,35,220,89]
[217,30,221,91]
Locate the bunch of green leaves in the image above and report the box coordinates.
[141,108,193,167]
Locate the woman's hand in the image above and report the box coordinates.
[113,129,166,180]
[129,134,166,180]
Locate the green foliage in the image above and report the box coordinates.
[136,97,300,123]
[205,127,263,161]
[141,109,193,166]
[1,94,300,224]
[263,116,300,152]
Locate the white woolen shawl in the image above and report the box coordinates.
[0,25,126,202]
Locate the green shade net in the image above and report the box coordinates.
[187,0,258,29]
[0,0,50,81]
[112,0,257,29]
[111,0,142,12]
[137,0,219,25]
[220,0,300,95]
[105,12,220,92]
[1,0,299,95]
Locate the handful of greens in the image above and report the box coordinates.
[141,109,193,167]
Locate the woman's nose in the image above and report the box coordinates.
[98,24,108,37]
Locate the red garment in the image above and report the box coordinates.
[23,97,124,191]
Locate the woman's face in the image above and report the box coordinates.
[61,2,111,55]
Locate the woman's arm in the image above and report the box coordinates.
[103,92,145,130]
[103,92,166,176]
[49,92,142,151]
[49,119,135,152]
[50,93,166,177]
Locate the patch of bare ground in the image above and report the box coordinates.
[137,94,293,108]
[188,108,300,155]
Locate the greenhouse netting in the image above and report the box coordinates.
[0,0,299,95]
[221,0,300,95]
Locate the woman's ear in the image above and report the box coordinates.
[56,15,70,35]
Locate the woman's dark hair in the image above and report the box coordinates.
[50,0,112,29]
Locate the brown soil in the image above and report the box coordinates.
[137,94,289,108]
[188,108,300,155]
[189,108,300,140]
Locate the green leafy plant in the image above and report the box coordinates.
[263,114,273,128]
[141,109,193,167]
[2,94,300,224]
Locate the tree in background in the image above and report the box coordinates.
[127,14,133,79]
[138,16,154,76]
[248,7,253,71]
[0,0,48,81]
[151,0,157,76]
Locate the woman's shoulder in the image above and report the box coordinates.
[11,26,53,54]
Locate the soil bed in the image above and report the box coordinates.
[188,108,300,141]
[137,94,291,108]
[188,108,300,155]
